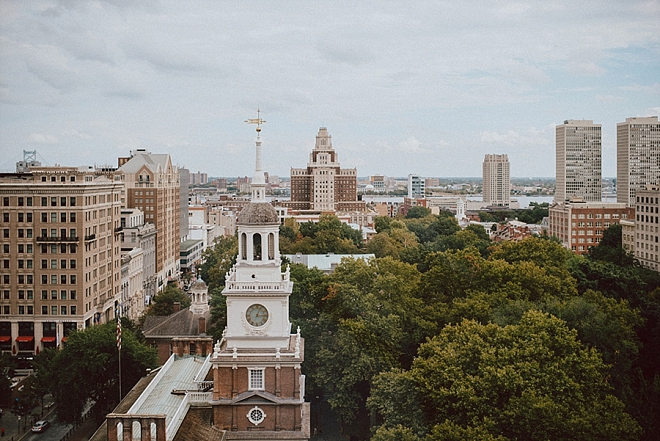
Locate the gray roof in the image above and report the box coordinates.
[143,307,211,338]
[119,151,172,174]
[237,202,279,225]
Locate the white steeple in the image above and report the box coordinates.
[245,109,267,202]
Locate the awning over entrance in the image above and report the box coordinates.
[41,337,56,343]
[0,335,11,342]
[16,336,34,342]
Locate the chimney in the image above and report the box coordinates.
[173,302,181,313]
[198,317,206,334]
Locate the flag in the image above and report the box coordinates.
[117,316,121,352]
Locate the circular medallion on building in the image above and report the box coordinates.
[247,406,266,426]
[246,304,269,327]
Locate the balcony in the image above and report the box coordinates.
[84,234,96,241]
[37,236,80,243]
[114,226,123,233]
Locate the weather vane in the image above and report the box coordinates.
[245,108,266,133]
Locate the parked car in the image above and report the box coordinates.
[32,420,51,433]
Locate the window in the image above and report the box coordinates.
[70,213,76,222]
[61,259,67,269]
[41,197,47,206]
[18,197,24,206]
[70,197,76,206]
[70,305,76,315]
[27,212,32,222]
[70,290,76,300]
[18,275,24,284]
[27,244,32,253]
[51,275,57,284]
[41,275,47,284]
[27,306,33,314]
[51,306,58,315]
[17,212,23,222]
[61,213,66,223]
[26,275,32,284]
[42,306,47,315]
[27,290,33,299]
[70,275,76,284]
[3,275,9,284]
[18,290,24,299]
[51,197,57,207]
[60,290,66,300]
[19,306,25,315]
[42,259,48,269]
[70,259,76,269]
[2,259,8,269]
[248,368,265,390]
[2,290,8,299]
[2,197,8,206]
[41,212,48,222]
[61,197,67,206]
[3,229,8,238]
[27,260,32,269]
[3,244,8,253]
[61,306,67,315]
[61,275,67,285]
[51,290,57,300]
[51,259,57,269]
[41,290,48,300]
[51,213,57,222]
[27,197,32,207]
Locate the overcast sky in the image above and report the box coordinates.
[1,1,658,178]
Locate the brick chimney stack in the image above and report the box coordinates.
[173,302,181,313]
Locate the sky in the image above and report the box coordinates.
[0,1,658,178]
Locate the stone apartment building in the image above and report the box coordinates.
[1,166,123,355]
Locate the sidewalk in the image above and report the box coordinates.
[1,394,55,441]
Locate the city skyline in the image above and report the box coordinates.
[1,1,658,178]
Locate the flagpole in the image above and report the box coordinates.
[117,315,122,401]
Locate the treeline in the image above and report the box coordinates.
[198,212,659,440]
[278,213,658,440]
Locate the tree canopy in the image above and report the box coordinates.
[38,320,157,423]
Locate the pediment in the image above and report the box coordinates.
[232,390,280,405]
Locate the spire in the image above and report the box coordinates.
[245,109,267,202]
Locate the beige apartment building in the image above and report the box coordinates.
[633,186,660,271]
[555,120,602,203]
[284,128,364,212]
[1,166,123,355]
[118,150,180,291]
[616,116,660,206]
[549,199,633,254]
[483,154,510,207]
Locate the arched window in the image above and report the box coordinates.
[132,421,141,440]
[241,233,247,260]
[253,233,262,260]
[116,422,123,441]
[150,423,157,441]
[268,233,275,260]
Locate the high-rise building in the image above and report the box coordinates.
[408,174,425,198]
[616,116,660,206]
[482,154,510,207]
[118,150,180,291]
[555,120,602,202]
[285,128,363,212]
[0,165,123,355]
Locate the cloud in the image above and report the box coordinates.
[595,94,625,103]
[479,127,552,147]
[28,133,59,144]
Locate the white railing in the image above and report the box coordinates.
[224,280,290,291]
[188,391,212,405]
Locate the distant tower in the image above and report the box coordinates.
[455,197,466,222]
[555,120,602,202]
[16,150,41,173]
[408,174,425,198]
[616,116,660,206]
[211,112,310,438]
[482,154,510,207]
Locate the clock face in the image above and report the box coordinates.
[246,304,269,327]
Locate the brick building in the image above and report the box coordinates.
[284,128,364,213]
[549,199,633,254]
[118,150,180,291]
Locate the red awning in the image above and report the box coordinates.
[41,337,56,343]
[15,336,34,343]
[61,336,68,342]
[0,336,10,343]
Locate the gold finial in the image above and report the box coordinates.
[245,108,266,132]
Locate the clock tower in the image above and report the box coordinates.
[210,112,310,440]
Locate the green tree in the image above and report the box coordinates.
[370,311,641,440]
[146,284,191,316]
[406,206,431,219]
[588,223,636,265]
[198,235,238,291]
[44,321,157,423]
